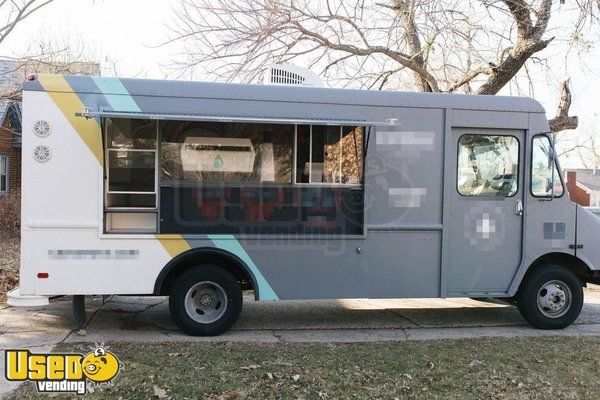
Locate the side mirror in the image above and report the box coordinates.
[547,146,555,169]
[546,177,554,193]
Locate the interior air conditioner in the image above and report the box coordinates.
[181,137,256,173]
[264,64,325,87]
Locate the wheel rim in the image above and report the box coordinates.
[536,280,572,318]
[184,281,228,324]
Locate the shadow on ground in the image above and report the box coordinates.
[5,290,600,335]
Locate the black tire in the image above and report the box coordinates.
[517,264,583,329]
[169,265,242,336]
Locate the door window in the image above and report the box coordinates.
[457,135,519,197]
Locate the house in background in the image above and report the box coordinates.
[565,169,600,207]
[0,102,21,195]
[0,58,101,196]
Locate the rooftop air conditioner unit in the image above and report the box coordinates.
[264,64,325,87]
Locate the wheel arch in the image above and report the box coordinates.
[153,247,258,299]
[523,252,594,285]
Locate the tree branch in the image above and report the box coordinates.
[477,0,554,95]
[288,19,441,91]
[392,0,432,91]
[548,79,578,132]
[0,0,54,45]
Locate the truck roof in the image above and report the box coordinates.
[23,74,546,114]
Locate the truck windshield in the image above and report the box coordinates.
[531,135,563,197]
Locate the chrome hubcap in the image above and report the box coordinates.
[537,280,571,318]
[184,281,228,324]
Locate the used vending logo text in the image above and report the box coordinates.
[4,345,121,395]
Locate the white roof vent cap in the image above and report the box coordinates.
[264,64,325,87]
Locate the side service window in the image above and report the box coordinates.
[161,121,293,184]
[296,125,363,185]
[457,135,519,197]
[105,118,158,208]
[531,135,564,197]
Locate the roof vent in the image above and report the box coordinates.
[33,145,52,163]
[264,65,324,87]
[33,120,51,138]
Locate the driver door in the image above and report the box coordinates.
[446,128,524,295]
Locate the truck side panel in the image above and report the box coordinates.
[21,75,567,300]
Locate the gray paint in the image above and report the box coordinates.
[576,205,600,270]
[451,110,530,129]
[543,223,566,240]
[25,75,598,300]
[366,108,444,228]
[241,231,439,299]
[24,75,545,113]
[445,128,525,295]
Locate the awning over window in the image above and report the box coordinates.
[77,110,381,127]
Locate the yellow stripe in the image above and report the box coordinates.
[37,74,103,165]
[155,234,191,258]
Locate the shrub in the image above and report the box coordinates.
[0,189,20,239]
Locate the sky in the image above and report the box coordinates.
[0,0,598,168]
[0,0,181,78]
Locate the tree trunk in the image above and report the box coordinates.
[477,38,553,95]
[548,80,578,132]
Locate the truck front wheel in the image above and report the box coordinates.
[517,264,583,329]
[169,265,242,336]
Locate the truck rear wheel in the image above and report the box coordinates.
[169,265,242,336]
[517,265,583,329]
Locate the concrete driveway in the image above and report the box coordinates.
[3,289,600,395]
[3,288,600,343]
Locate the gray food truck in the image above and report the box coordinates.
[15,73,600,335]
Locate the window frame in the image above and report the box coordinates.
[590,192,600,207]
[158,120,364,187]
[106,148,158,194]
[456,133,520,198]
[0,154,8,195]
[103,118,159,210]
[101,116,369,237]
[160,120,296,185]
[530,133,564,199]
[294,124,364,186]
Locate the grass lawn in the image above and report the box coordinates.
[8,336,600,399]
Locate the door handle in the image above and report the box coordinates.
[515,199,523,216]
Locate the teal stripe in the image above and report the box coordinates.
[207,235,279,301]
[91,77,141,112]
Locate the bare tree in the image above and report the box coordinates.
[0,36,101,101]
[0,0,54,46]
[0,0,60,101]
[165,0,600,132]
[563,126,600,172]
